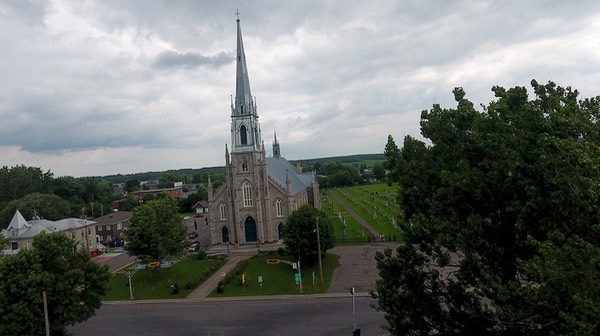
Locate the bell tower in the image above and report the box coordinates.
[230,15,261,153]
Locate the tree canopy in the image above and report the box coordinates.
[374,80,600,335]
[125,194,187,264]
[0,232,110,335]
[283,205,334,266]
[0,193,72,229]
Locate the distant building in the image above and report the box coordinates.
[207,18,320,245]
[1,210,97,254]
[194,201,209,214]
[94,211,132,247]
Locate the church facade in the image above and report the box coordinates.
[207,18,320,245]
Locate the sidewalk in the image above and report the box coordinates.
[186,254,252,299]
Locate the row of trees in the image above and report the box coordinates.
[308,160,386,188]
[0,165,222,229]
[374,80,600,335]
[0,166,116,228]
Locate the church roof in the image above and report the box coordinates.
[267,157,315,195]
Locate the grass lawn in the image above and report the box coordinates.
[332,185,402,239]
[103,255,227,300]
[209,253,340,297]
[322,192,370,244]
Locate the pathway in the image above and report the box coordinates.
[329,191,381,240]
[187,254,253,299]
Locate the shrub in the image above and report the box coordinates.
[196,249,208,260]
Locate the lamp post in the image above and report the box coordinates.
[115,265,142,299]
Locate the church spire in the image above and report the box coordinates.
[273,130,281,158]
[233,14,255,117]
[230,14,262,153]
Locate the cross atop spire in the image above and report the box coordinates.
[235,9,241,22]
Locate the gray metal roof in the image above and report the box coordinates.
[1,210,96,240]
[267,157,315,195]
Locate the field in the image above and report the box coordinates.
[322,192,370,244]
[209,253,339,297]
[103,255,227,300]
[324,183,402,241]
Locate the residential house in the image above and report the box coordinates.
[1,210,98,255]
[94,211,132,247]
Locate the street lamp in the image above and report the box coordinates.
[115,265,143,299]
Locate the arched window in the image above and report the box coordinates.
[242,182,253,207]
[219,203,227,220]
[240,125,247,145]
[275,199,283,217]
[242,157,248,172]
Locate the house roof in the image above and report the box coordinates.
[266,156,316,195]
[94,211,133,225]
[193,201,208,209]
[1,210,96,240]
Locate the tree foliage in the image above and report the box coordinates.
[283,205,334,266]
[0,193,72,229]
[0,232,110,335]
[125,195,187,264]
[124,179,141,192]
[0,165,54,204]
[374,80,600,335]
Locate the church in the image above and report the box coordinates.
[207,17,321,245]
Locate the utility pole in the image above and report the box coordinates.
[316,216,323,285]
[42,291,50,336]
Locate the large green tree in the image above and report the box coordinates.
[0,232,110,335]
[125,194,187,264]
[0,165,54,204]
[283,205,334,266]
[374,81,600,335]
[0,193,72,229]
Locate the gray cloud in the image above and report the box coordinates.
[1,0,600,176]
[153,50,234,70]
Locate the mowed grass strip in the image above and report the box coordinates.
[322,192,371,244]
[103,255,227,301]
[209,253,340,297]
[332,185,401,239]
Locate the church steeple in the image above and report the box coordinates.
[231,14,261,153]
[234,15,254,117]
[273,130,281,158]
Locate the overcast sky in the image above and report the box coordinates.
[1,0,600,177]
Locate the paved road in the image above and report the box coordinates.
[327,243,397,294]
[69,296,387,336]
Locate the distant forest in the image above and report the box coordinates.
[97,153,385,183]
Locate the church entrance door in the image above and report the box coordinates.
[278,223,284,239]
[222,227,229,243]
[244,217,257,242]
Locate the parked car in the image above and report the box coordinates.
[188,243,199,252]
[189,231,198,238]
[188,240,199,246]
